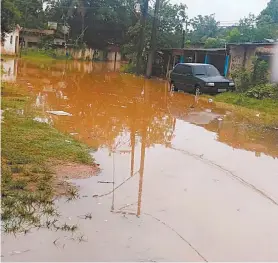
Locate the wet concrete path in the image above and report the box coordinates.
[2,59,278,261]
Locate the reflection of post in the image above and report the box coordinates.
[166,54,171,79]
[114,51,117,71]
[130,125,135,177]
[137,125,147,217]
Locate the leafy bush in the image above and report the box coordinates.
[231,57,270,94]
[120,63,136,73]
[246,84,278,99]
[251,58,269,85]
[231,68,252,93]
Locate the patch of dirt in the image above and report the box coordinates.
[51,162,100,196]
[53,162,100,180]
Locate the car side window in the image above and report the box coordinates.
[183,66,192,75]
[173,65,183,74]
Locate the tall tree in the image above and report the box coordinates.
[15,0,45,28]
[189,14,219,42]
[1,0,21,40]
[258,0,278,24]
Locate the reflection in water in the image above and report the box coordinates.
[12,59,278,216]
[1,59,18,82]
[2,59,278,262]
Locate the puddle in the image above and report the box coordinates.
[2,59,278,261]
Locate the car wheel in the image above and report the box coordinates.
[195,85,201,95]
[171,82,178,92]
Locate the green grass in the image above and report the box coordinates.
[1,82,93,233]
[21,49,70,63]
[214,92,278,116]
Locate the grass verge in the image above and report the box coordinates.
[202,92,278,127]
[1,82,93,233]
[21,49,70,63]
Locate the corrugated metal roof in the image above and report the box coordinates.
[227,42,276,46]
[160,48,226,52]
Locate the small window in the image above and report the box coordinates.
[10,35,13,44]
[183,66,192,74]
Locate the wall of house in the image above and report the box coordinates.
[107,51,121,61]
[229,45,274,74]
[55,47,106,60]
[22,35,41,47]
[229,46,245,73]
[1,29,20,55]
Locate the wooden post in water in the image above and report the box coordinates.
[114,51,117,71]
[166,54,171,79]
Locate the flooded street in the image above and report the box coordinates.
[2,59,278,261]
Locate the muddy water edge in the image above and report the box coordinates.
[1,58,278,261]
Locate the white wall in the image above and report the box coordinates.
[107,51,121,61]
[1,28,20,55]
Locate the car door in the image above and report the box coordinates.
[171,64,183,90]
[171,64,194,91]
[182,65,195,92]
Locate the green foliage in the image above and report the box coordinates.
[1,0,21,40]
[14,0,45,29]
[246,84,278,99]
[189,14,219,43]
[21,49,71,61]
[231,57,270,93]
[226,28,241,43]
[258,0,278,24]
[120,62,136,73]
[231,68,252,93]
[215,91,278,117]
[251,58,269,85]
[204,37,224,48]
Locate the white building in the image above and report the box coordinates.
[1,25,21,55]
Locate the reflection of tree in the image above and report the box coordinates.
[18,61,176,151]
[204,116,278,158]
[18,60,278,159]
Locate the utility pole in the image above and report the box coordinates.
[180,19,188,63]
[146,0,160,78]
[136,0,149,75]
[181,19,188,48]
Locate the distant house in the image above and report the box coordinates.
[106,45,121,62]
[20,28,55,48]
[1,25,21,55]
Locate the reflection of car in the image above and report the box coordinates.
[169,63,235,94]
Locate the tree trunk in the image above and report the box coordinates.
[146,0,160,78]
[136,0,149,75]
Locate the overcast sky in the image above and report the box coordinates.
[172,0,270,24]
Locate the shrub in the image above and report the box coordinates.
[231,57,270,94]
[251,58,269,85]
[120,63,136,73]
[246,84,278,99]
[231,68,252,93]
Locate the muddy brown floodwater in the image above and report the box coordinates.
[2,59,278,261]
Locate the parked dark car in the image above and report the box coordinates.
[169,63,235,94]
